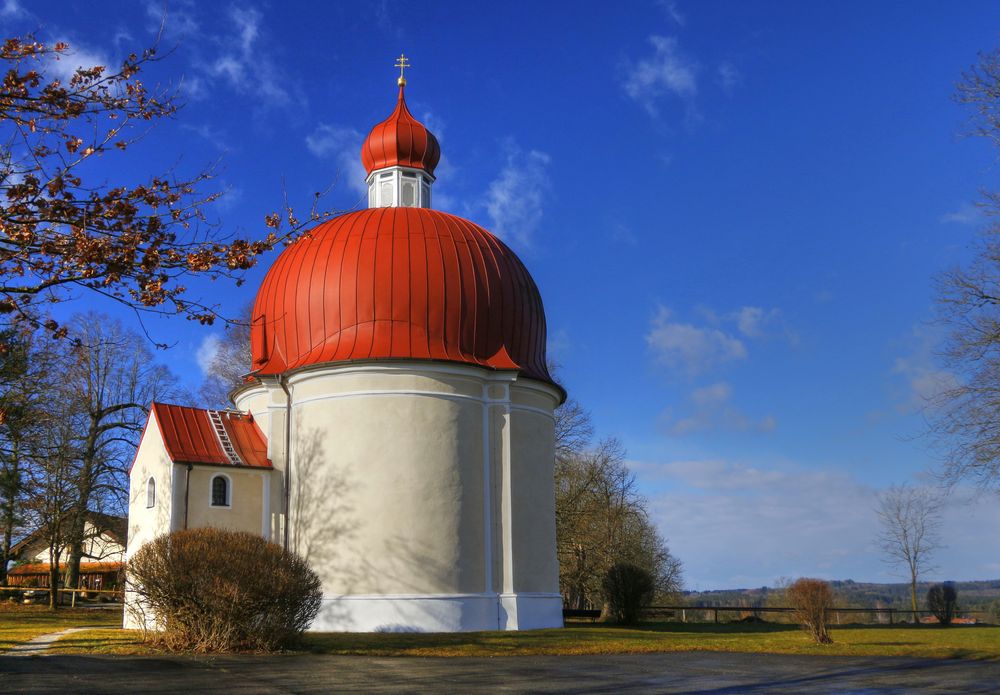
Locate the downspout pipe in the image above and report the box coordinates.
[278,375,292,551]
[183,463,193,529]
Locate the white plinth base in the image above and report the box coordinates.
[310,592,564,632]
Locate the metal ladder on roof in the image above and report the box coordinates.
[209,410,243,465]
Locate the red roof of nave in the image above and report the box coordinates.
[148,403,271,469]
[360,84,441,176]
[249,206,555,386]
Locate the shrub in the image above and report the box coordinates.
[127,527,322,652]
[601,563,654,625]
[787,578,834,644]
[927,582,958,625]
[989,599,1000,625]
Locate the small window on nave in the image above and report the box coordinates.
[146,477,155,508]
[211,475,230,507]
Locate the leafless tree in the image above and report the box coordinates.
[932,45,1000,491]
[875,485,943,620]
[199,303,254,408]
[22,412,79,608]
[0,322,58,585]
[550,365,682,612]
[554,397,594,462]
[59,313,181,590]
[555,437,683,611]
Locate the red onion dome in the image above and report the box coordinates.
[360,85,441,177]
[250,207,555,386]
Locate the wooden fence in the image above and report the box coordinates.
[0,585,123,607]
[565,605,990,624]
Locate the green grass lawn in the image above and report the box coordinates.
[0,604,122,652]
[45,621,1000,660]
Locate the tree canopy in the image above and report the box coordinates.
[0,36,318,336]
[553,381,683,611]
[933,46,1000,492]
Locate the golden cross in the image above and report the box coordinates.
[395,53,410,86]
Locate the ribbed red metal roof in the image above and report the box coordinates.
[361,84,441,176]
[249,207,554,385]
[150,403,272,469]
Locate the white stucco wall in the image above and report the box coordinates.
[124,415,176,630]
[184,467,269,536]
[125,415,175,561]
[267,361,563,632]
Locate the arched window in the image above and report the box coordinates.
[146,477,155,508]
[211,475,230,507]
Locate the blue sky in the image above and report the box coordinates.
[7,0,1000,589]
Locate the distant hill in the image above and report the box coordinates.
[684,579,1000,613]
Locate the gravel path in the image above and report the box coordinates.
[5,627,100,656]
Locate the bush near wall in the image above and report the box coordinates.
[127,528,321,652]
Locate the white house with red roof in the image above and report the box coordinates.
[126,64,564,633]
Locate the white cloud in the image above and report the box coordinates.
[485,143,551,248]
[419,110,446,142]
[892,326,959,413]
[623,36,698,118]
[305,124,368,199]
[46,40,112,84]
[662,382,776,436]
[372,0,402,38]
[182,123,231,151]
[546,328,571,365]
[180,75,207,100]
[430,154,460,213]
[196,333,221,376]
[732,306,773,338]
[634,458,1000,589]
[145,0,200,38]
[941,201,983,225]
[691,381,732,406]
[657,0,685,26]
[647,305,747,375]
[203,7,290,107]
[0,0,26,18]
[717,61,740,94]
[893,355,958,413]
[641,458,879,588]
[611,223,638,246]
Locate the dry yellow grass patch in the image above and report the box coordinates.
[47,621,1000,660]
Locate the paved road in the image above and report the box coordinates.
[2,651,998,694]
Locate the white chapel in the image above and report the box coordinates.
[126,64,565,632]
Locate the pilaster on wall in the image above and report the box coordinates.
[482,379,514,596]
[234,379,289,538]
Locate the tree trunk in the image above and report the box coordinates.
[0,526,9,587]
[47,543,61,610]
[65,414,99,591]
[0,446,20,587]
[910,572,918,623]
[64,510,87,590]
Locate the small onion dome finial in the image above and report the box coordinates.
[395,53,410,87]
[360,59,441,177]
